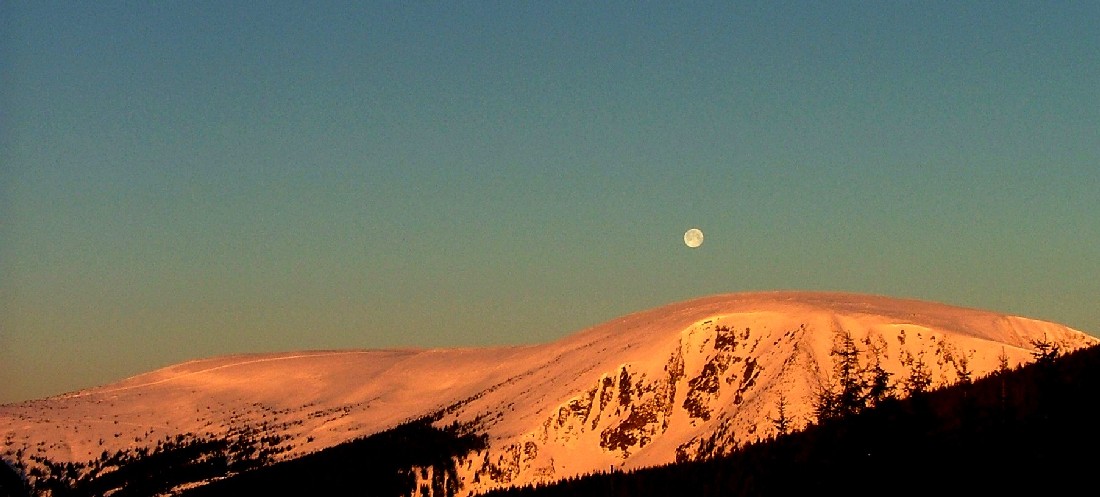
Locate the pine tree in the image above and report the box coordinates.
[812,382,840,423]
[771,394,792,437]
[814,329,871,423]
[954,353,973,385]
[901,350,932,396]
[997,347,1011,374]
[832,330,867,416]
[1030,337,1060,366]
[863,335,894,407]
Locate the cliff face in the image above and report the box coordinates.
[2,292,1096,497]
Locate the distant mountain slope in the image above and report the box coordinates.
[2,292,1096,496]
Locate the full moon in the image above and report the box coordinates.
[684,228,704,248]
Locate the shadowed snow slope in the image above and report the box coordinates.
[2,291,1097,496]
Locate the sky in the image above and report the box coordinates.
[2,1,1098,404]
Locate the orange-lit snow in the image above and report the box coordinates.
[2,291,1096,495]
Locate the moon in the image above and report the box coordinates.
[684,228,704,248]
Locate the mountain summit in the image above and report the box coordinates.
[3,291,1097,496]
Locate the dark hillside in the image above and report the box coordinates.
[180,417,486,497]
[0,460,28,497]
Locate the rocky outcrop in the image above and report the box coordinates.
[448,313,1097,496]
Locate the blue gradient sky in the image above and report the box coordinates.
[3,2,1098,403]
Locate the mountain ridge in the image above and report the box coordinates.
[40,291,1087,402]
[2,291,1097,496]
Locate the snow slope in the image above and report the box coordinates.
[2,291,1096,495]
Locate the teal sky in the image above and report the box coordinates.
[2,1,1098,403]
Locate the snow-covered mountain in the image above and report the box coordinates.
[2,291,1097,496]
